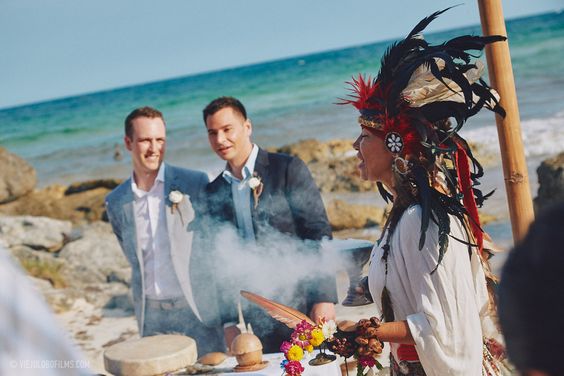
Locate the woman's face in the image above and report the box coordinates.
[353,126,394,184]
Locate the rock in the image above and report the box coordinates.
[0,179,120,223]
[270,139,374,193]
[29,276,76,313]
[479,211,497,226]
[273,139,347,164]
[58,221,130,286]
[0,147,37,204]
[535,152,564,212]
[10,244,68,288]
[467,142,499,169]
[333,228,380,243]
[326,199,385,231]
[0,215,72,252]
[65,179,122,195]
[104,294,134,313]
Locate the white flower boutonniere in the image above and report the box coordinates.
[248,174,263,209]
[169,190,183,213]
[169,190,185,225]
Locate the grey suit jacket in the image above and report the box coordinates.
[105,163,220,335]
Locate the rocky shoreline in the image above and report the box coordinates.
[1,142,563,374]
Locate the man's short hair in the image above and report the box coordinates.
[202,96,247,124]
[124,106,164,139]
[499,202,564,375]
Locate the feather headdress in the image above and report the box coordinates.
[340,7,506,261]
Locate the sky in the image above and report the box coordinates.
[0,0,561,109]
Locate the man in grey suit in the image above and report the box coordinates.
[105,106,224,355]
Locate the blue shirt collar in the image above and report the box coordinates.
[222,144,259,184]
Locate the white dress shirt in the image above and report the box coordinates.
[368,205,499,375]
[222,144,259,242]
[131,164,183,300]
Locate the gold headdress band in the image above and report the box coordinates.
[358,116,383,130]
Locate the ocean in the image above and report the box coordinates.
[1,10,563,241]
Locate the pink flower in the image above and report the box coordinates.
[284,360,305,376]
[295,320,314,333]
[290,332,310,349]
[358,355,377,368]
[280,341,293,354]
[291,320,314,348]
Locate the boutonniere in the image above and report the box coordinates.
[248,173,263,209]
[168,190,185,225]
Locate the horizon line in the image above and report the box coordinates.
[0,9,555,112]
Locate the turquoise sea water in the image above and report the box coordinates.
[1,11,563,190]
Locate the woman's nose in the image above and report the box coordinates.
[353,136,360,150]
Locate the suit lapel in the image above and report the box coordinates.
[251,148,270,238]
[212,175,237,227]
[120,182,139,266]
[117,180,145,333]
[253,148,270,183]
[164,165,202,321]
[164,164,176,243]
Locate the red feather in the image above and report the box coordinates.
[455,143,483,254]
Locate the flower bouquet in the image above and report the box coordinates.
[279,318,337,375]
[280,318,384,376]
[239,290,383,376]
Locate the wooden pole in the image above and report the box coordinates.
[477,0,534,243]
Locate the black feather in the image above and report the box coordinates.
[406,7,455,40]
[411,165,432,250]
[377,182,394,203]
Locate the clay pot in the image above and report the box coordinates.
[230,333,263,367]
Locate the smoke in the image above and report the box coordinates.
[217,227,341,296]
[152,215,373,352]
[195,222,374,338]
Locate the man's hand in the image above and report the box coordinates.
[309,302,336,324]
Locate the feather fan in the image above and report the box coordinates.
[240,290,315,328]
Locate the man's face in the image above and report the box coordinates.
[205,107,252,166]
[124,116,166,176]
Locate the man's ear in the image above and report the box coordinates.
[124,136,133,151]
[245,118,253,137]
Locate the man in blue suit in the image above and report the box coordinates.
[105,107,224,355]
[203,97,338,353]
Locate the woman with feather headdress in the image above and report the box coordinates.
[340,8,509,375]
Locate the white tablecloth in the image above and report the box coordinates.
[212,352,341,376]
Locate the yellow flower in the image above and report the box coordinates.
[310,328,325,347]
[305,344,314,353]
[287,345,304,361]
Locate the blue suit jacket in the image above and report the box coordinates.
[105,164,220,334]
[205,149,338,352]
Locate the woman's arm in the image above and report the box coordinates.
[375,320,415,345]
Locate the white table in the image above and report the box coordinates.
[210,352,341,376]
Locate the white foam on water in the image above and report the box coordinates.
[461,110,564,159]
